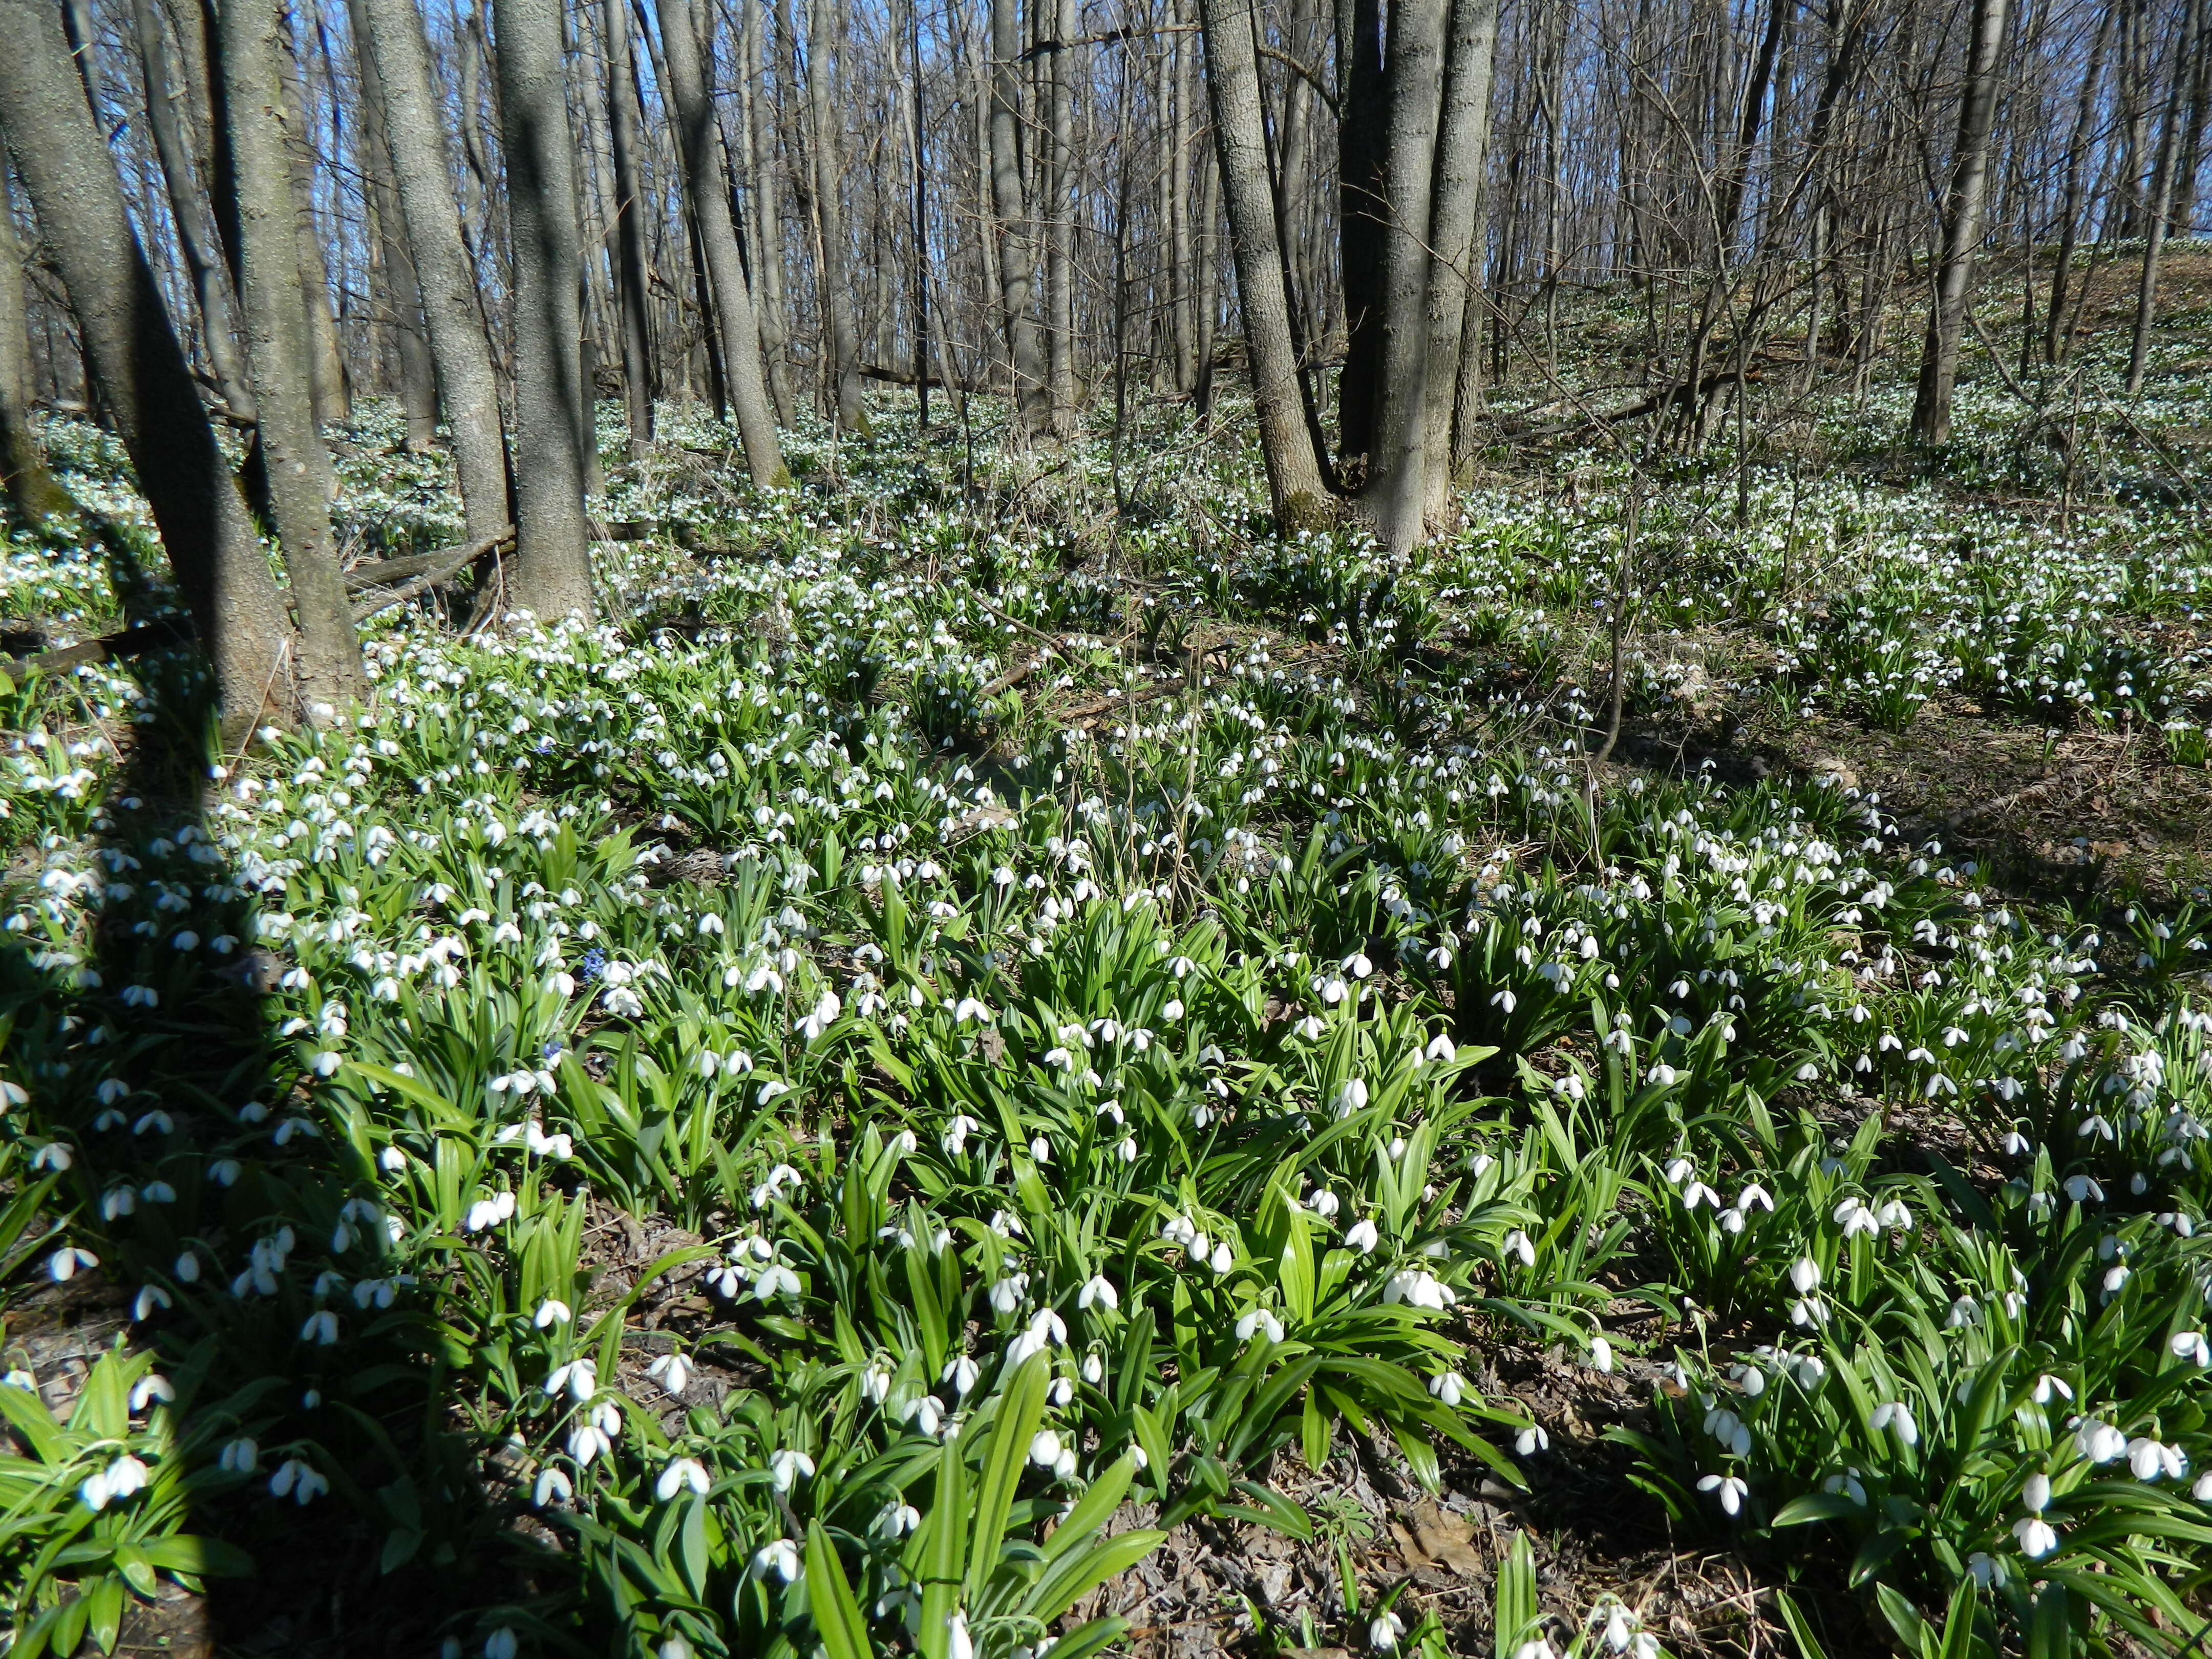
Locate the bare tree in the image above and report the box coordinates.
[0,0,293,733]
[495,0,597,618]
[1911,0,2010,445]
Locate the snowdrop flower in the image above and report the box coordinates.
[80,1455,151,1511]
[484,1631,519,1659]
[1502,1228,1536,1267]
[2023,1473,2051,1513]
[752,1539,802,1582]
[2074,1418,2127,1463]
[1516,1424,1549,1455]
[1331,1078,1369,1119]
[534,1299,572,1329]
[2173,1332,2211,1367]
[1367,1608,1404,1651]
[1966,1552,2007,1589]
[2013,1516,2059,1558]
[1833,1198,1879,1238]
[656,1457,712,1501]
[1235,1308,1285,1344]
[1077,1274,1118,1311]
[49,1246,98,1282]
[943,1354,981,1396]
[946,1610,974,1659]
[2032,1374,2073,1404]
[533,1466,572,1507]
[2130,1437,2186,1480]
[1029,1429,1063,1468]
[754,1263,800,1301]
[1588,1336,1614,1374]
[544,1359,597,1402]
[268,1457,329,1503]
[1697,1473,1749,1515]
[1346,1218,1379,1254]
[1869,1401,1918,1448]
[219,1437,258,1473]
[1208,1241,1234,1273]
[768,1449,815,1492]
[647,1353,693,1394]
[1429,1371,1469,1407]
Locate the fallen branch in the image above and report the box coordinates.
[343,526,515,597]
[5,613,192,677]
[351,526,514,623]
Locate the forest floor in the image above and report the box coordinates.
[4,263,2212,1659]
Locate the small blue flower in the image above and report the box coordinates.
[579,948,608,984]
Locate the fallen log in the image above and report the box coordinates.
[350,526,515,623]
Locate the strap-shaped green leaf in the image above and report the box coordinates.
[966,1350,1048,1602]
[806,1520,873,1659]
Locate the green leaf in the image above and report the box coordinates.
[1771,1493,1867,1527]
[965,1351,1048,1602]
[1494,1531,1537,1659]
[805,1521,871,1659]
[138,1536,255,1579]
[1773,1590,1830,1659]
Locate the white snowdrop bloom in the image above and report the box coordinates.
[1384,1270,1454,1310]
[909,1395,945,1436]
[656,1458,711,1501]
[2012,1516,2059,1558]
[544,1359,597,1402]
[1309,1190,1341,1219]
[1331,1079,1369,1119]
[2031,1374,2073,1403]
[1367,1608,1403,1651]
[2130,1438,2187,1481]
[484,1631,519,1659]
[1028,1429,1063,1468]
[1502,1229,1535,1267]
[768,1449,815,1492]
[1429,1371,1469,1407]
[2023,1474,2051,1513]
[1869,1401,1918,1448]
[534,1299,572,1328]
[2173,1332,2211,1367]
[648,1353,694,1394]
[754,1264,800,1301]
[268,1457,330,1503]
[752,1539,802,1582]
[219,1437,258,1473]
[1790,1258,1821,1294]
[1207,1241,1234,1273]
[1588,1336,1614,1374]
[1077,1274,1118,1311]
[1697,1473,1749,1515]
[2075,1419,2128,1463]
[1346,1218,1380,1254]
[947,1610,974,1659]
[941,1114,979,1156]
[943,1354,981,1396]
[1737,1183,1773,1213]
[1234,1308,1285,1344]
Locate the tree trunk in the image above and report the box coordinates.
[351,0,512,542]
[494,0,596,619]
[129,0,258,420]
[806,0,865,430]
[988,0,1048,424]
[1197,0,1332,524]
[656,0,785,481]
[0,182,73,526]
[1168,6,1195,393]
[1423,0,1501,519]
[742,0,796,424]
[2125,0,2201,395]
[354,27,438,449]
[0,0,293,734]
[216,0,364,710]
[1044,0,1076,431]
[600,0,655,454]
[1910,0,2008,446]
[274,18,351,428]
[2044,0,2113,364]
[1334,0,1386,465]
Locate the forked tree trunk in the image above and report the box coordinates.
[1196,0,1333,525]
[1910,0,2008,445]
[656,0,784,481]
[215,0,364,711]
[351,0,512,542]
[0,0,293,734]
[495,0,596,620]
[0,183,73,527]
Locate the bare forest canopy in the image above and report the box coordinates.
[0,0,2208,731]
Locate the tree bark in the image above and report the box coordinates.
[274,16,351,428]
[0,181,73,526]
[806,0,866,430]
[351,0,512,542]
[1910,0,2009,445]
[1197,0,1333,525]
[742,0,796,423]
[215,0,364,710]
[1334,0,1386,465]
[1422,0,1501,520]
[600,0,656,453]
[656,0,785,481]
[129,0,258,420]
[494,0,597,619]
[354,26,438,449]
[988,0,1048,424]
[0,0,293,734]
[1357,0,1448,552]
[2125,0,2201,395]
[1044,0,1076,431]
